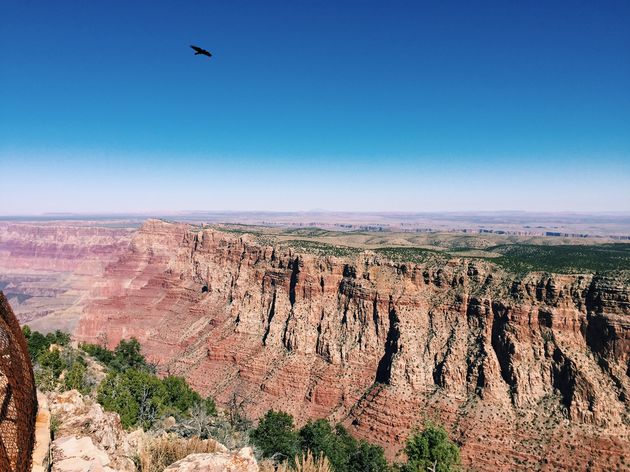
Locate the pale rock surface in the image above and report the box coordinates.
[51,436,112,472]
[33,391,52,472]
[49,390,136,472]
[164,447,258,472]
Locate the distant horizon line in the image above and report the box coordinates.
[2,209,630,218]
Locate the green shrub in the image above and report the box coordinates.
[47,330,71,346]
[97,368,212,430]
[81,342,115,365]
[26,330,50,360]
[161,376,202,415]
[250,410,300,462]
[22,325,32,338]
[98,369,165,429]
[50,414,60,438]
[34,366,57,392]
[401,422,460,472]
[203,396,217,416]
[38,349,65,378]
[252,413,388,472]
[64,361,89,394]
[82,337,153,373]
[112,338,152,372]
[348,440,389,472]
[300,420,350,471]
[299,420,388,472]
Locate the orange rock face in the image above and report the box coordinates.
[75,220,630,470]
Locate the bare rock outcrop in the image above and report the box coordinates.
[164,447,258,472]
[76,220,630,470]
[52,436,114,472]
[49,390,136,472]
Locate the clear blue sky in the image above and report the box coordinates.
[1,0,629,214]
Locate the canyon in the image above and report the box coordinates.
[2,219,629,470]
[0,222,133,332]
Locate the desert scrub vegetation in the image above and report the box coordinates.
[283,239,362,258]
[274,451,333,472]
[251,411,462,472]
[251,411,387,471]
[79,339,217,430]
[22,325,94,394]
[374,246,446,265]
[137,435,222,472]
[81,337,155,373]
[488,243,630,275]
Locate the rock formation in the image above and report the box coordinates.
[73,220,629,470]
[49,390,136,472]
[164,448,258,472]
[0,222,132,332]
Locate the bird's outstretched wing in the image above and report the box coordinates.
[190,45,212,57]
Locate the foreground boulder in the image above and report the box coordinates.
[52,436,112,472]
[49,390,136,471]
[164,447,259,472]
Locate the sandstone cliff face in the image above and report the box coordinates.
[76,220,630,471]
[0,223,132,332]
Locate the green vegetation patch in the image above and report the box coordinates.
[23,326,91,394]
[81,339,216,429]
[488,243,630,274]
[282,227,335,237]
[250,411,461,471]
[401,421,462,472]
[374,246,446,265]
[214,225,263,236]
[282,239,362,258]
[251,411,388,471]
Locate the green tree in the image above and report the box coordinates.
[38,349,65,378]
[64,361,89,393]
[22,325,32,339]
[161,375,202,414]
[349,440,389,472]
[97,369,165,429]
[402,422,460,472]
[299,420,351,472]
[203,395,217,416]
[250,410,300,462]
[80,342,115,365]
[47,330,71,346]
[112,338,149,372]
[27,330,50,360]
[299,421,388,472]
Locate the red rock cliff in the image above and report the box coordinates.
[76,220,630,470]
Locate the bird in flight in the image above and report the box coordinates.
[190,45,212,58]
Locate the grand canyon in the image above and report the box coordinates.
[2,215,629,470]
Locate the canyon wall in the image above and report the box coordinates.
[75,220,630,470]
[0,222,132,332]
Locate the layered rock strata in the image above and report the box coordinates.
[76,220,630,470]
[0,222,132,332]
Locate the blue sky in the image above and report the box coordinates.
[1,0,629,214]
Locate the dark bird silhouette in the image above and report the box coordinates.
[190,45,212,58]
